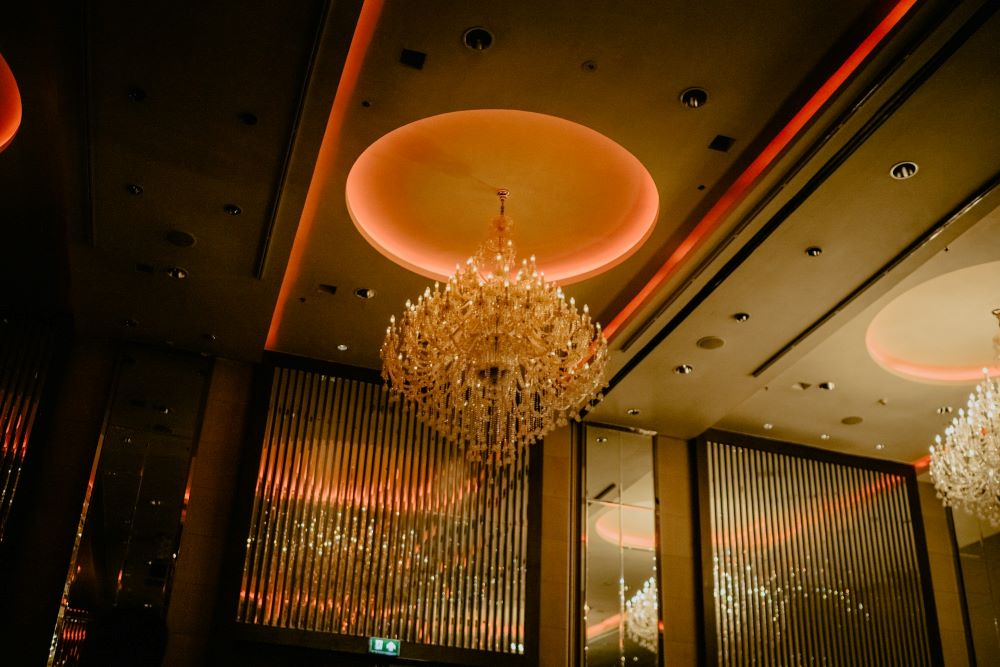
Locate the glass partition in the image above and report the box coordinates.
[583,425,659,666]
[951,509,1000,664]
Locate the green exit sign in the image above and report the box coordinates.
[368,636,401,656]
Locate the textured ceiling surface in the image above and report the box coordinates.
[2,0,998,465]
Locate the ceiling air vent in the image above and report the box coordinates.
[708,134,735,152]
[400,48,426,69]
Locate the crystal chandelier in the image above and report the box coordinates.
[381,190,608,463]
[625,576,658,653]
[930,308,1000,524]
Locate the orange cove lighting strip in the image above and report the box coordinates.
[266,0,385,350]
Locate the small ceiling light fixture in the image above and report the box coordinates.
[165,230,197,247]
[354,287,376,299]
[733,312,751,323]
[165,266,188,280]
[626,408,640,416]
[820,433,831,441]
[889,161,919,180]
[696,336,725,350]
[763,423,774,430]
[223,204,242,216]
[121,318,139,328]
[936,406,953,415]
[382,190,608,463]
[674,364,694,374]
[875,443,885,451]
[818,381,835,391]
[126,183,143,196]
[841,416,863,425]
[930,309,1000,523]
[805,246,823,257]
[792,382,811,391]
[337,343,349,352]
[679,87,708,109]
[877,398,889,406]
[595,436,608,443]
[463,26,493,51]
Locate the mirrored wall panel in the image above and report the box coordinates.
[49,346,211,666]
[700,433,938,666]
[583,425,660,666]
[237,366,531,655]
[951,509,1000,664]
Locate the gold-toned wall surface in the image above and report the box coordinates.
[703,436,937,665]
[656,436,698,665]
[237,366,531,654]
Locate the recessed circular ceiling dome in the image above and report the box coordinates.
[345,109,658,284]
[0,53,22,152]
[866,261,1000,384]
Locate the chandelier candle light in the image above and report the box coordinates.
[381,190,608,462]
[930,308,1000,524]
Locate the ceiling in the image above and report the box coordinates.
[1,0,998,466]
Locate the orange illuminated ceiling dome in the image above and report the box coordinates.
[0,53,21,152]
[345,109,659,284]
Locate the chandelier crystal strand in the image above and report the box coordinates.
[381,190,608,463]
[930,308,1000,524]
[625,576,658,653]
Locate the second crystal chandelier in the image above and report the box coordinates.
[381,190,608,462]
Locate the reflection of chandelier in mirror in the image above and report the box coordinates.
[625,576,658,653]
[930,309,1000,524]
[381,190,608,462]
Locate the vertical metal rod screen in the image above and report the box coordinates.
[705,438,933,665]
[237,367,530,654]
[0,318,54,543]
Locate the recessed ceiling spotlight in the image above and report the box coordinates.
[733,312,751,323]
[202,333,217,342]
[679,87,708,108]
[126,86,146,102]
[626,408,640,416]
[121,318,139,328]
[792,382,811,391]
[337,343,349,352]
[841,416,863,425]
[820,433,831,441]
[877,398,889,406]
[889,161,918,180]
[354,287,376,299]
[165,266,188,280]
[875,443,886,450]
[238,111,258,125]
[674,364,694,374]
[763,423,774,430]
[818,381,835,391]
[126,183,143,196]
[581,59,598,72]
[595,436,608,443]
[165,230,197,247]
[223,204,242,216]
[936,406,953,415]
[696,336,725,350]
[805,246,823,257]
[463,26,493,51]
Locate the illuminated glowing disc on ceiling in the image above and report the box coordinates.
[345,109,659,284]
[0,53,21,152]
[866,261,1000,384]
